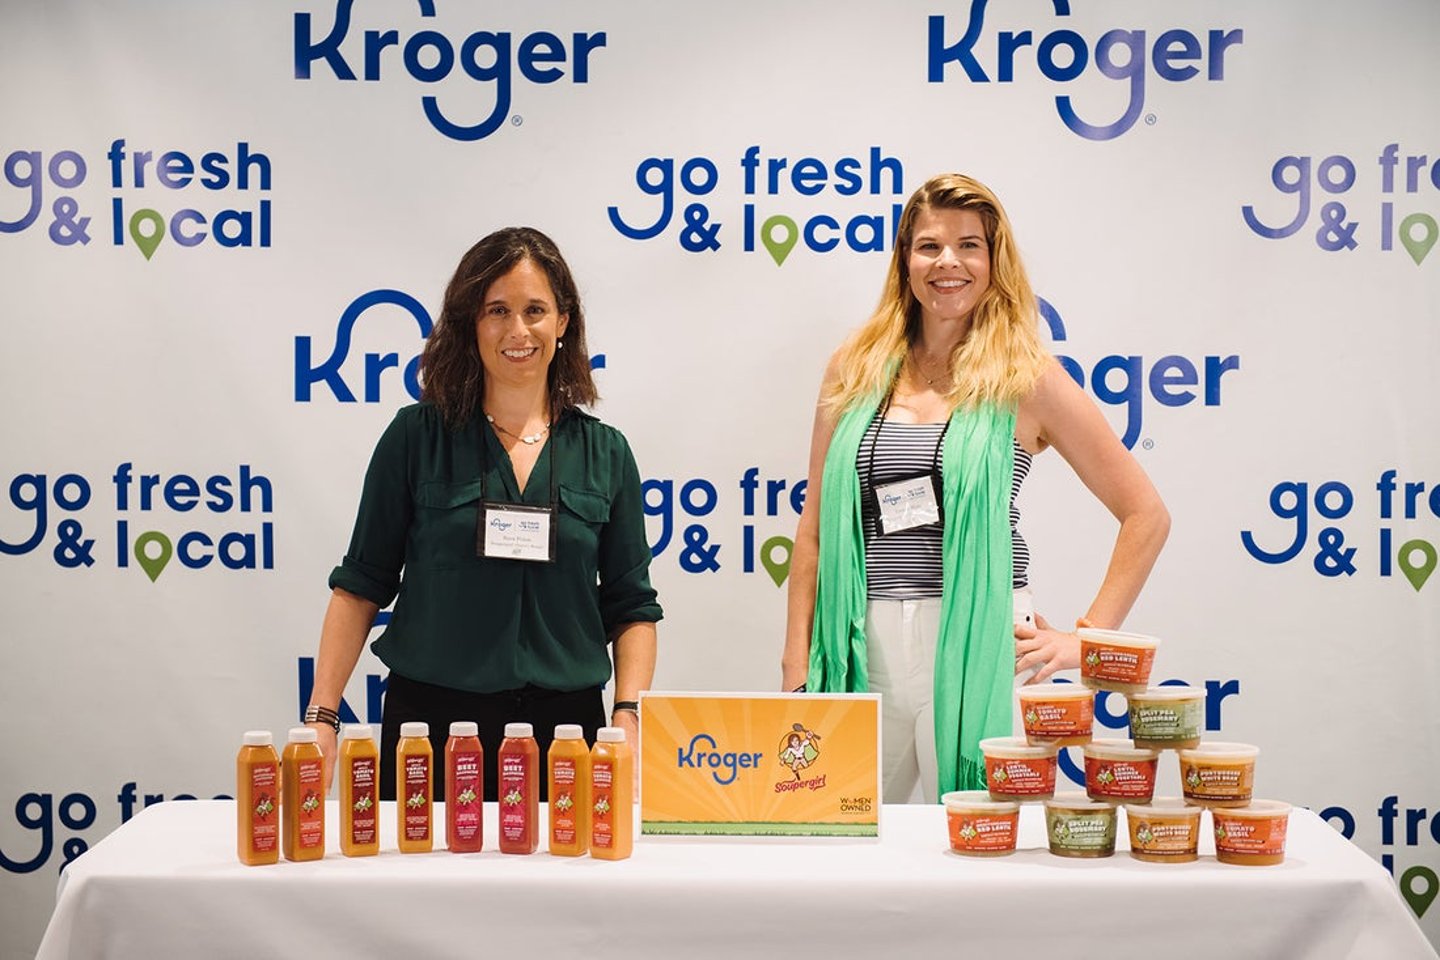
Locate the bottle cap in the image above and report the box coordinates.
[243,730,272,746]
[554,724,584,740]
[400,721,429,738]
[596,727,626,743]
[449,721,478,738]
[504,722,534,739]
[342,724,373,740]
[287,726,318,743]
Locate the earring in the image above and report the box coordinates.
[557,339,564,349]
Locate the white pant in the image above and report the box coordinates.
[867,589,1032,804]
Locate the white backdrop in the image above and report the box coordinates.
[2,2,1438,957]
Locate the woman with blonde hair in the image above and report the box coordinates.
[782,174,1168,803]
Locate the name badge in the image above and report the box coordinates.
[478,502,556,562]
[873,474,940,535]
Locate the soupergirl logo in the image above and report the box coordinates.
[0,140,272,258]
[1240,470,1439,590]
[607,146,906,261]
[1241,144,1439,263]
[0,463,275,579]
[294,0,606,142]
[927,0,1244,141]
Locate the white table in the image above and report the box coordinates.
[36,800,1437,960]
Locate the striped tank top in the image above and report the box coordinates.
[857,418,1032,600]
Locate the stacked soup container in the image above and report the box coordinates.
[943,629,1289,864]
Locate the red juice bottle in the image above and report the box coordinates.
[498,722,539,854]
[446,721,483,852]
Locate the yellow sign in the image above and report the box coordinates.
[640,693,880,837]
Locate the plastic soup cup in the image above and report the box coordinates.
[1044,793,1118,858]
[1125,799,1203,863]
[942,791,1020,857]
[1213,801,1291,866]
[979,737,1058,801]
[1077,629,1160,695]
[1017,683,1095,747]
[1083,739,1159,803]
[1179,742,1259,808]
[1127,686,1205,750]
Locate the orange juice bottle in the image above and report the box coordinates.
[445,721,483,853]
[236,731,280,865]
[498,722,539,854]
[590,726,633,860]
[338,724,379,857]
[281,727,325,861]
[547,724,590,857]
[396,721,434,853]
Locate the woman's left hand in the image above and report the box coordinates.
[1014,612,1081,683]
[612,707,640,789]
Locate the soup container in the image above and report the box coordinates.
[979,737,1058,801]
[942,791,1020,857]
[1213,800,1291,866]
[1179,742,1259,808]
[1044,793,1117,858]
[1077,628,1160,694]
[1124,799,1203,863]
[1017,683,1095,747]
[1083,739,1159,803]
[1127,686,1206,750]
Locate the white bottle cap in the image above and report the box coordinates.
[400,721,429,738]
[287,726,318,743]
[596,727,626,743]
[449,721,478,738]
[243,730,272,746]
[342,724,373,740]
[554,724,584,740]
[505,722,534,738]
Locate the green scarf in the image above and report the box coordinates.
[807,394,1015,799]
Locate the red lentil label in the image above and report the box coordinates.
[1081,641,1155,685]
[948,811,1018,853]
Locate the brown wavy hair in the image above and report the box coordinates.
[420,227,598,429]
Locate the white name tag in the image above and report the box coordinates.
[874,475,940,535]
[480,503,555,562]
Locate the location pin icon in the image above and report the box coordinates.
[761,215,799,266]
[1398,539,1437,592]
[1400,866,1438,918]
[129,209,166,261]
[1399,214,1437,266]
[760,535,792,587]
[134,531,173,583]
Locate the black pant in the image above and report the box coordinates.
[379,672,605,803]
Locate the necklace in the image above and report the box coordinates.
[485,413,549,445]
[909,346,950,388]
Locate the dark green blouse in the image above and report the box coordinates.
[329,403,662,694]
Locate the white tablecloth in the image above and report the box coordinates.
[35,800,1436,960]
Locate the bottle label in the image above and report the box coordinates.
[248,761,278,853]
[403,753,431,841]
[347,756,376,845]
[450,749,482,842]
[296,758,324,849]
[500,753,530,842]
[592,760,613,849]
[551,758,577,845]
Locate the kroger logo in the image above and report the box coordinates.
[294,0,607,142]
[927,0,1244,140]
[676,734,763,786]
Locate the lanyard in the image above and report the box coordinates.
[862,383,951,493]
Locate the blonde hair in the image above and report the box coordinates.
[823,173,1050,412]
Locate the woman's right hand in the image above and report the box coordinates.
[308,722,339,789]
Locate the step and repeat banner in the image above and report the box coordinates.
[2,1,1437,956]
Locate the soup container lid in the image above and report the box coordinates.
[1017,683,1094,701]
[979,736,1058,759]
[1076,628,1160,650]
[1083,738,1160,761]
[1179,741,1260,761]
[1124,797,1203,818]
[942,790,1020,814]
[1044,792,1116,814]
[1128,685,1205,702]
[1213,800,1291,819]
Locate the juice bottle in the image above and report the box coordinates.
[445,721,484,853]
[281,726,325,861]
[498,722,539,854]
[590,726,633,861]
[236,730,280,865]
[338,724,379,857]
[396,721,434,853]
[547,724,590,857]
